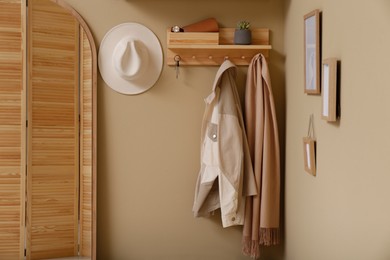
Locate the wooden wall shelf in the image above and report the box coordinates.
[166,28,271,66]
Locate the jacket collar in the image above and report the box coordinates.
[205,60,237,104]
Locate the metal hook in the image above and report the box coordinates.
[174,55,181,79]
[174,55,181,63]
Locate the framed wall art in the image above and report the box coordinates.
[304,9,321,94]
[322,58,338,122]
[303,137,316,176]
[303,115,316,176]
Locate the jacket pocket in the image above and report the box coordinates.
[207,122,218,142]
[202,122,219,166]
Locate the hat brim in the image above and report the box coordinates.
[98,23,163,95]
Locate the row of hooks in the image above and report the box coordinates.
[173,54,249,79]
[174,55,248,61]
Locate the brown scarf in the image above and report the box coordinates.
[242,53,280,258]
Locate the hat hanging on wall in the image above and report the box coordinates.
[98,23,163,95]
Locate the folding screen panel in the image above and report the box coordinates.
[0,0,25,259]
[26,0,79,258]
[80,28,93,257]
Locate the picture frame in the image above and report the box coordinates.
[322,58,337,122]
[304,9,321,94]
[303,137,316,176]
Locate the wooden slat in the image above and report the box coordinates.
[0,0,25,259]
[27,0,79,259]
[79,28,92,257]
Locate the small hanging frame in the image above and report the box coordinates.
[303,114,316,176]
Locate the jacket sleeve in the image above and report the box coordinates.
[218,113,246,227]
[217,69,249,227]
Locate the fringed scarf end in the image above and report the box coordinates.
[242,228,280,259]
[259,227,280,246]
[242,236,260,259]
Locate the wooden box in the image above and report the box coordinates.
[167,29,219,45]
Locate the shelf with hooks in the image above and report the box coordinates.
[166,28,271,66]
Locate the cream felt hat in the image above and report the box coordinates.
[98,23,163,95]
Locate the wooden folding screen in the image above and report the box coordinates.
[0,0,26,259]
[0,0,95,259]
[26,0,79,259]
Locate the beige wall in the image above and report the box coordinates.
[56,0,390,259]
[64,0,285,259]
[284,1,390,260]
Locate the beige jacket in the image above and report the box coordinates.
[192,60,257,228]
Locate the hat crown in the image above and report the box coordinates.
[113,37,149,80]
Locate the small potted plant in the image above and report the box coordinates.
[234,20,252,45]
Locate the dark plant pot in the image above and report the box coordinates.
[234,29,252,45]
